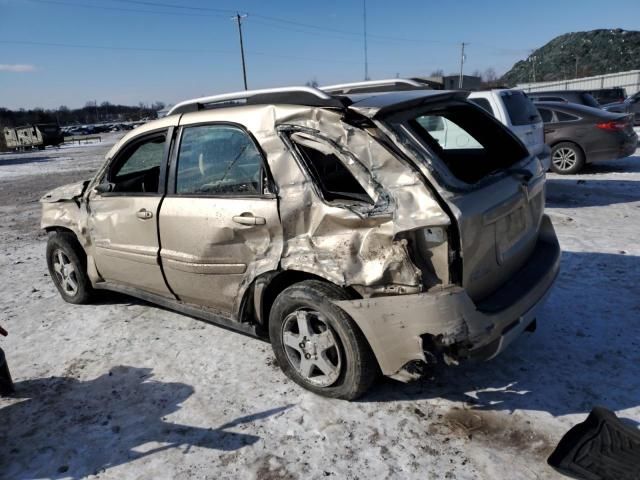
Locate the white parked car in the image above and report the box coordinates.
[468,90,547,160]
[322,81,549,168]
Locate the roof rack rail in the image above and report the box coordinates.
[321,78,428,94]
[167,86,344,115]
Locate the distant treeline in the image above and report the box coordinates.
[0,101,165,128]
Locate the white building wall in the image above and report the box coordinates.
[517,70,640,96]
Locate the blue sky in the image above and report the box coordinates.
[1,0,639,109]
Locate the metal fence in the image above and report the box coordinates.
[516,70,640,96]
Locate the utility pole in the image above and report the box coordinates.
[530,55,537,82]
[575,56,579,79]
[232,13,248,90]
[363,0,369,80]
[458,42,467,89]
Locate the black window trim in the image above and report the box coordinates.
[98,126,173,197]
[166,121,276,199]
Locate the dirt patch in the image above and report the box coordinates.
[0,169,95,238]
[444,407,553,458]
[252,454,296,480]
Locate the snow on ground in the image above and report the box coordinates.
[0,134,639,479]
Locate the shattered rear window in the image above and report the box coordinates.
[409,103,529,184]
[288,133,373,204]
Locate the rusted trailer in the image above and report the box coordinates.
[2,124,63,151]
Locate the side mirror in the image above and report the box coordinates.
[93,182,114,194]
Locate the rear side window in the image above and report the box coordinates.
[409,103,529,184]
[469,98,494,116]
[538,108,553,123]
[556,111,580,122]
[501,91,540,125]
[288,132,372,204]
[175,125,262,195]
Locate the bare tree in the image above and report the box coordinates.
[429,69,444,77]
[483,68,497,83]
[305,78,319,88]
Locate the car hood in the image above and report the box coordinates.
[40,180,89,203]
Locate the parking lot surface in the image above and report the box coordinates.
[1,133,639,479]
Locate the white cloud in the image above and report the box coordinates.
[0,64,37,72]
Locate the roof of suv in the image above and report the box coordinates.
[167,85,470,119]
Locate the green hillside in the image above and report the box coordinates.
[502,29,640,85]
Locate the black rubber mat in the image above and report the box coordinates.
[0,347,15,396]
[548,406,640,480]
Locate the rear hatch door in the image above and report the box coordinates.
[349,92,546,302]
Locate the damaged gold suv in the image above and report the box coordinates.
[41,80,560,399]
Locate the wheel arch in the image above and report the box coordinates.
[240,269,361,334]
[45,227,87,261]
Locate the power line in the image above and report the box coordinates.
[108,0,235,14]
[27,0,229,18]
[0,39,358,65]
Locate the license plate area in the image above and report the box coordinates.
[495,206,529,264]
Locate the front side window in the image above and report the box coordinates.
[175,125,263,195]
[109,133,165,193]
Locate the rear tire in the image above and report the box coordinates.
[268,280,378,400]
[550,142,585,174]
[46,232,94,304]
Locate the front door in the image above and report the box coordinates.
[87,128,173,296]
[159,123,282,315]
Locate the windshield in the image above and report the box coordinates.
[501,91,541,126]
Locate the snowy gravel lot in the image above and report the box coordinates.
[0,132,639,479]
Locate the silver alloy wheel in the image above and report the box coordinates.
[52,249,79,296]
[552,147,578,172]
[281,310,342,387]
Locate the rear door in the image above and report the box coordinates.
[372,98,546,302]
[158,121,282,315]
[499,91,545,157]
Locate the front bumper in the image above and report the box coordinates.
[335,215,560,382]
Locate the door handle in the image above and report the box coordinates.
[232,214,266,226]
[544,129,556,134]
[136,208,153,220]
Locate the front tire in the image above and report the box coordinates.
[550,142,585,174]
[269,280,378,400]
[46,232,94,304]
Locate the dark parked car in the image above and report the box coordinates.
[534,101,638,174]
[603,90,640,125]
[528,90,600,109]
[585,87,627,105]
